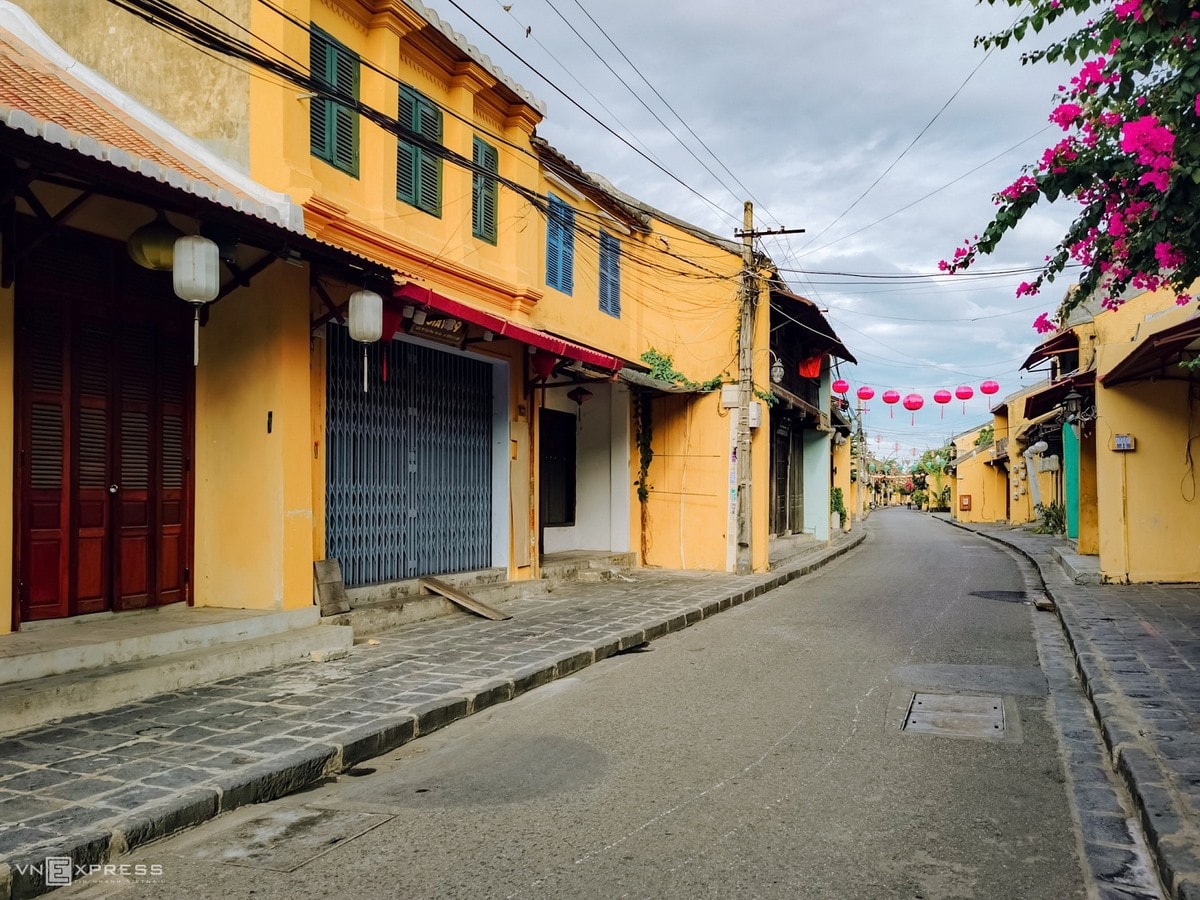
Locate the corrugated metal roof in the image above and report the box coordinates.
[0,2,304,234]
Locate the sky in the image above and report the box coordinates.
[428,0,1087,459]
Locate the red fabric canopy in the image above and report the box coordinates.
[394,284,623,373]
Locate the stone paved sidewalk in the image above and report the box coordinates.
[941,518,1200,900]
[0,530,864,899]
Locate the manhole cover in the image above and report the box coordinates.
[902,693,1005,739]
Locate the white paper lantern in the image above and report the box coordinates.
[172,235,220,365]
[348,289,383,391]
[173,235,220,304]
[348,290,383,343]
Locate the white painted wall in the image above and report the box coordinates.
[542,382,629,553]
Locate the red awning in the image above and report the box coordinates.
[1023,370,1095,419]
[394,284,624,373]
[1020,330,1078,371]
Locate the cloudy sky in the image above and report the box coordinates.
[433,0,1086,458]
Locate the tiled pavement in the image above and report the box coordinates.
[943,518,1200,900]
[0,531,864,899]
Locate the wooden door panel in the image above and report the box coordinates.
[16,227,193,624]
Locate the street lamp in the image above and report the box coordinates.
[1063,389,1083,422]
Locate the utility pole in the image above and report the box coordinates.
[735,202,755,575]
[732,209,805,576]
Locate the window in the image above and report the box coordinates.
[546,194,574,294]
[472,137,498,243]
[397,85,442,216]
[309,27,359,176]
[599,230,621,317]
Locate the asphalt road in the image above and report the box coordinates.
[62,509,1088,899]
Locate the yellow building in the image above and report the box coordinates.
[1023,287,1199,582]
[2,0,857,645]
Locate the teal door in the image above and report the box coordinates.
[1063,423,1080,540]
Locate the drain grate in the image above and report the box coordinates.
[902,693,1005,739]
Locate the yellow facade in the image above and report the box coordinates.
[1089,289,1200,582]
[832,434,853,531]
[2,0,798,640]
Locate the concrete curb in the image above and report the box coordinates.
[934,516,1196,900]
[0,531,866,899]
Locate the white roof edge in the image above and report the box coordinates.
[0,1,305,234]
[407,0,546,116]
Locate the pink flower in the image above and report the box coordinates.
[1176,293,1194,306]
[1016,281,1039,297]
[1155,241,1185,270]
[1114,0,1142,21]
[997,175,1039,202]
[1032,312,1057,334]
[1050,103,1083,130]
[1195,93,1200,117]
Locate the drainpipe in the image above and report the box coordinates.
[1023,440,1049,509]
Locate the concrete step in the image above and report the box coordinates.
[328,577,556,638]
[0,606,324,686]
[540,552,637,583]
[0,624,353,737]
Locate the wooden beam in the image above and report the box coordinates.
[419,577,511,621]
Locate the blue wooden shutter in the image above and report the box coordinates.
[546,195,574,295]
[599,231,621,317]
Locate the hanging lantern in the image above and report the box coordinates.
[875,435,881,444]
[348,289,384,392]
[832,378,850,394]
[172,235,221,365]
[955,384,974,414]
[902,393,924,426]
[934,389,952,418]
[531,349,560,381]
[980,379,1000,410]
[857,385,875,402]
[882,389,901,418]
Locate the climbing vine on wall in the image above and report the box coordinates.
[640,348,724,393]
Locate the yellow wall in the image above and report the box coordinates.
[1077,426,1100,555]
[1093,379,1200,581]
[833,436,852,530]
[194,262,314,610]
[0,277,12,634]
[1090,289,1200,581]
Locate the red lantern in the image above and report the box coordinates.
[882,389,901,418]
[980,379,1000,410]
[955,384,974,414]
[902,393,924,426]
[934,389,952,418]
[832,378,850,394]
[857,385,875,401]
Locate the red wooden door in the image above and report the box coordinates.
[16,229,192,622]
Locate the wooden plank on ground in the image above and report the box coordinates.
[419,577,511,621]
[314,559,351,616]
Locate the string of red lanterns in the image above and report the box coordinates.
[831,380,1001,422]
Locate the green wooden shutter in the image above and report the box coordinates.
[416,98,442,216]
[396,86,417,205]
[309,26,358,176]
[473,138,498,243]
[397,86,442,216]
